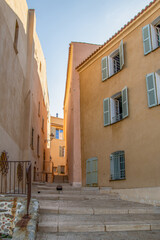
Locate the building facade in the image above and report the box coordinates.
[50,116,66,176]
[0,0,50,181]
[77,0,160,189]
[64,42,100,186]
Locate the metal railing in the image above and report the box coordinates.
[0,160,31,215]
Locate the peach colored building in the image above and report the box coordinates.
[50,116,66,176]
[64,42,101,186]
[77,0,160,190]
[0,0,50,182]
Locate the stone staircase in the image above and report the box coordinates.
[32,183,160,240]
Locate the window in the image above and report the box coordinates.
[103,86,128,126]
[60,166,65,174]
[55,129,63,139]
[53,167,57,173]
[59,146,65,157]
[42,117,44,132]
[31,128,34,149]
[51,126,56,138]
[37,135,40,157]
[13,20,19,54]
[56,129,59,139]
[38,102,40,116]
[146,71,160,108]
[110,151,125,180]
[142,16,160,55]
[102,40,124,81]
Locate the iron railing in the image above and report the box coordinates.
[0,160,31,215]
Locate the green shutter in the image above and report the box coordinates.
[122,87,128,119]
[101,57,108,81]
[103,98,110,126]
[119,40,124,70]
[142,25,152,55]
[91,158,98,185]
[86,159,91,185]
[146,73,157,107]
[110,155,114,180]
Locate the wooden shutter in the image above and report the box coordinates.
[155,73,160,105]
[119,40,124,70]
[146,73,157,107]
[110,98,116,124]
[91,158,98,185]
[103,98,110,126]
[86,159,91,185]
[122,87,128,119]
[101,57,108,81]
[142,25,152,55]
[151,24,158,50]
[110,154,114,180]
[108,56,114,77]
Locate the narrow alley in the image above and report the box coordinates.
[33,183,160,240]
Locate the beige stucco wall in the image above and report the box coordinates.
[0,0,50,180]
[50,117,66,175]
[64,42,100,186]
[78,2,160,188]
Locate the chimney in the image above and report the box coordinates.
[56,113,58,118]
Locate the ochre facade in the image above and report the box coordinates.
[77,1,160,188]
[64,42,100,186]
[0,0,50,181]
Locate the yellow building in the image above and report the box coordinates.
[0,0,50,182]
[77,0,160,190]
[50,116,66,177]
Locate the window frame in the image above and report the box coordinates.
[110,151,125,181]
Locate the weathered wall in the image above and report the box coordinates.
[64,42,100,186]
[79,2,160,188]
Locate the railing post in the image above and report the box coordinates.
[26,164,31,216]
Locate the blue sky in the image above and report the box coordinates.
[26,0,151,118]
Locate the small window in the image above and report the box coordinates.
[31,128,34,149]
[13,20,19,54]
[42,117,44,132]
[37,135,40,157]
[102,40,124,81]
[38,102,40,116]
[56,129,59,139]
[59,146,65,157]
[146,71,160,107]
[142,16,160,55]
[110,151,125,180]
[104,87,128,126]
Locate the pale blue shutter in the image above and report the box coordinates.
[102,57,108,81]
[86,159,91,185]
[103,98,110,126]
[114,153,120,180]
[146,73,157,107]
[142,25,152,55]
[91,158,98,185]
[122,87,128,119]
[119,40,124,70]
[110,154,114,180]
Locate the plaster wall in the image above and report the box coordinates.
[64,42,100,186]
[79,3,160,188]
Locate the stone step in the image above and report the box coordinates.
[38,220,160,233]
[39,205,160,215]
[36,230,160,240]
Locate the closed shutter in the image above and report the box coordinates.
[146,73,157,107]
[103,98,110,126]
[86,159,91,185]
[110,154,114,180]
[102,57,108,81]
[114,153,120,180]
[122,87,128,119]
[151,24,158,50]
[119,40,124,70]
[142,25,152,55]
[155,73,160,105]
[91,158,98,185]
[108,56,114,77]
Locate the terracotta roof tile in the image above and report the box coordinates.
[76,0,157,70]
